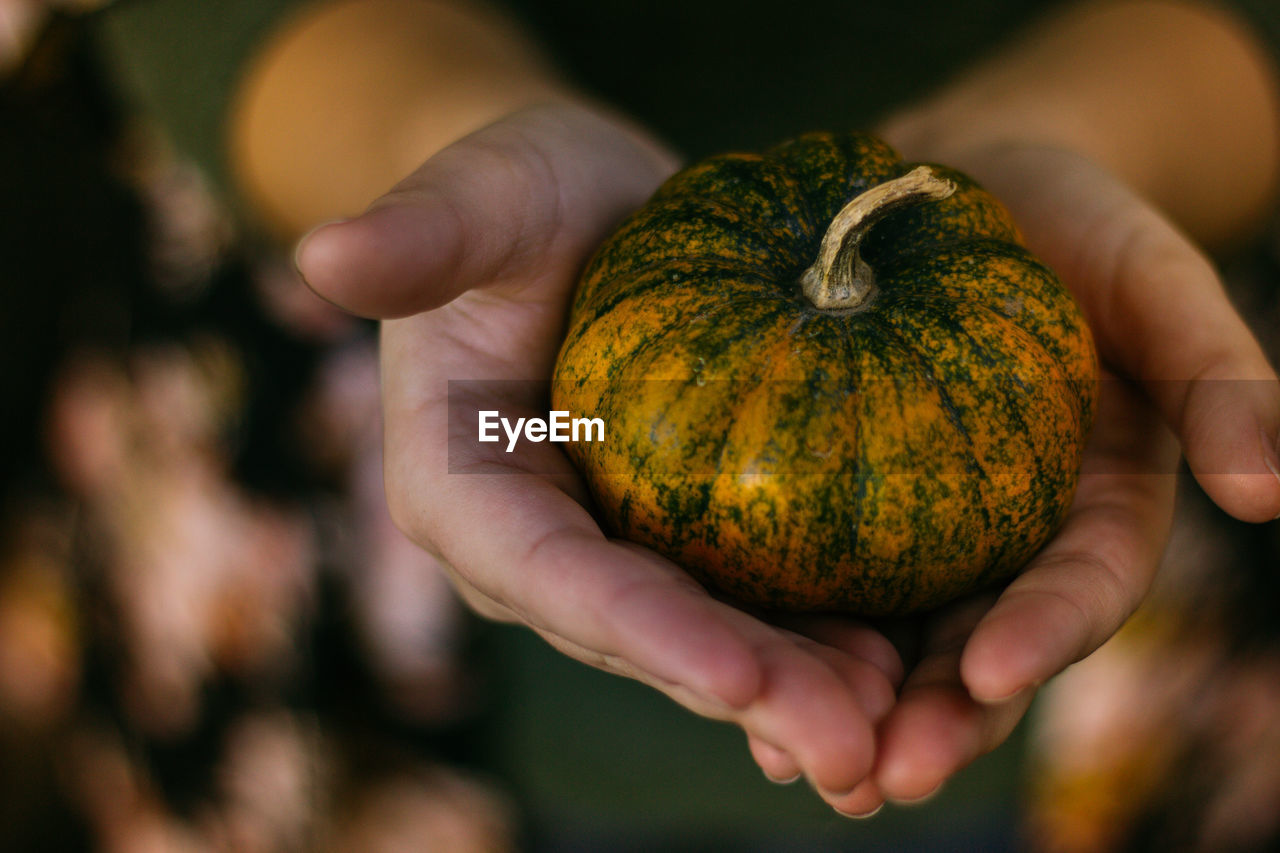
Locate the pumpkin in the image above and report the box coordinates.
[551,132,1096,616]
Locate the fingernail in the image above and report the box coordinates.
[888,782,944,806]
[764,771,801,785]
[1260,428,1280,475]
[293,218,351,276]
[837,802,884,820]
[974,679,1039,705]
[1259,429,1280,520]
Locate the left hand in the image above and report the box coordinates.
[834,142,1280,804]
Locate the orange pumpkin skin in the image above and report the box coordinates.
[552,132,1097,616]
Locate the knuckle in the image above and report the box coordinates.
[1025,544,1139,649]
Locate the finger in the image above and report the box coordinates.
[434,557,523,625]
[978,147,1280,521]
[747,734,800,784]
[772,628,897,724]
[876,684,1034,805]
[779,615,906,690]
[294,102,677,318]
[522,584,885,796]
[440,502,892,795]
[404,449,892,792]
[431,483,766,712]
[765,641,891,812]
[735,629,882,795]
[492,515,883,792]
[749,734,886,819]
[442,552,744,715]
[827,780,887,819]
[960,379,1179,703]
[1088,209,1280,522]
[434,505,887,794]
[874,596,1035,803]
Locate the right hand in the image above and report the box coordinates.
[296,102,907,816]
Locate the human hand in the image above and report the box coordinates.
[835,141,1280,803]
[296,102,910,815]
[297,106,1280,814]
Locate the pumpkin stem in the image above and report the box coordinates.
[800,166,956,311]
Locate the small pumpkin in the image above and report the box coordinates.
[552,132,1096,616]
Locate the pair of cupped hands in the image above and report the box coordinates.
[297,102,1280,817]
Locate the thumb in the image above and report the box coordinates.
[985,148,1280,522]
[295,102,678,319]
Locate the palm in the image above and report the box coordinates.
[863,144,1278,796]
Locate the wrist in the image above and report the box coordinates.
[876,0,1280,250]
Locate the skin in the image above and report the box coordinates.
[236,0,1280,817]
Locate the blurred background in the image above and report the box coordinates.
[3,1,1280,851]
